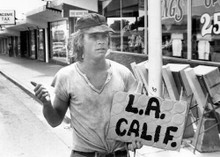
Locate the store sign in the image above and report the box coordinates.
[161,0,186,23]
[69,10,88,17]
[200,0,220,36]
[0,10,15,25]
[107,92,188,151]
[204,0,219,7]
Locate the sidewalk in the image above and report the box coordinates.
[0,72,71,157]
[0,54,73,120]
[1,54,220,157]
[0,55,72,118]
[0,54,64,96]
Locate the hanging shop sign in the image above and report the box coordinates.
[69,10,88,17]
[0,10,15,25]
[107,92,188,151]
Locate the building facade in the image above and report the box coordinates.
[1,0,220,63]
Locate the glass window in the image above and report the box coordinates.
[161,0,187,58]
[30,30,36,59]
[50,20,68,59]
[104,0,188,56]
[192,0,220,62]
[102,0,220,63]
[17,37,20,56]
[104,0,145,54]
[37,29,45,61]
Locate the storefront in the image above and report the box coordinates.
[37,29,46,61]
[1,0,220,64]
[30,30,37,59]
[19,28,46,61]
[103,0,220,63]
[0,28,19,57]
[0,38,8,54]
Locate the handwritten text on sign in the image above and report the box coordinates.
[107,92,188,150]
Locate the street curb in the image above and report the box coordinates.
[0,71,71,124]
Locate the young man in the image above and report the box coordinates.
[34,13,142,157]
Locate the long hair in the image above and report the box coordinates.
[70,31,111,62]
[71,31,84,62]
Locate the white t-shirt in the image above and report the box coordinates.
[52,59,137,153]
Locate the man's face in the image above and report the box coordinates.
[83,32,109,60]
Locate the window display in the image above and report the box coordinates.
[104,0,145,54]
[50,20,68,59]
[104,0,220,62]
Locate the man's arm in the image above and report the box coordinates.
[43,96,69,127]
[33,83,69,127]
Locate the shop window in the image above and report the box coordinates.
[192,0,220,62]
[50,20,69,58]
[104,0,145,54]
[30,30,36,59]
[161,0,187,58]
[37,29,45,61]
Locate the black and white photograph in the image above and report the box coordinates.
[1,0,220,157]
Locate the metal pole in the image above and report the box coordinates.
[187,0,192,60]
[45,28,49,63]
[120,0,123,52]
[144,0,148,54]
[148,0,162,97]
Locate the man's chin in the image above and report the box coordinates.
[96,49,107,53]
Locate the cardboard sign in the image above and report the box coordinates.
[107,92,188,150]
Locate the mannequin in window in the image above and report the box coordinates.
[197,34,211,60]
[171,33,183,57]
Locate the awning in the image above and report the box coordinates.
[3,5,63,32]
[6,23,38,31]
[26,5,63,22]
[6,18,47,31]
[0,19,41,37]
[0,29,19,36]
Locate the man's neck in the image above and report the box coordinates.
[78,58,109,74]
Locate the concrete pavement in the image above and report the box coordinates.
[0,54,64,101]
[1,54,220,157]
[0,55,71,122]
[0,73,71,157]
